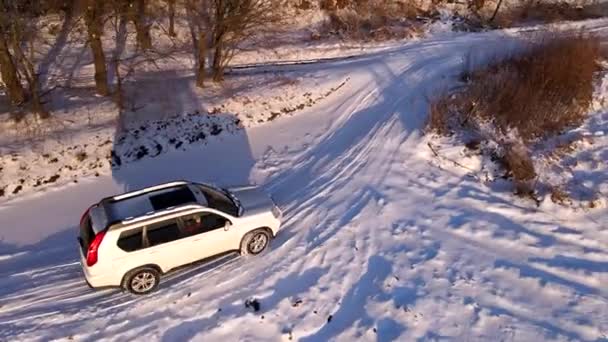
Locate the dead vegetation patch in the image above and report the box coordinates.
[430,33,601,140]
[319,0,426,41]
[550,186,571,206]
[427,33,604,203]
[492,0,606,28]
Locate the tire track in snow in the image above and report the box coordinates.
[3,22,608,340]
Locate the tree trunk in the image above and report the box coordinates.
[113,57,124,112]
[490,0,504,22]
[84,0,109,96]
[0,32,25,105]
[168,0,176,37]
[184,0,198,52]
[196,31,206,88]
[212,0,225,82]
[130,0,152,50]
[212,39,223,82]
[29,74,48,119]
[9,30,49,118]
[211,20,226,83]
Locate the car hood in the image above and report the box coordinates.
[227,186,274,216]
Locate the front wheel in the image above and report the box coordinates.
[123,267,160,295]
[240,229,271,256]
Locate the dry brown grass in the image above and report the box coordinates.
[296,0,314,10]
[427,96,452,136]
[428,33,601,141]
[427,33,602,195]
[494,1,605,27]
[503,142,536,194]
[550,186,571,205]
[321,0,422,40]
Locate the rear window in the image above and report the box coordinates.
[147,221,181,246]
[79,216,95,254]
[117,228,144,252]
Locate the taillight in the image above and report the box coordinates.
[86,231,106,267]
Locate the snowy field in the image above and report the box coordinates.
[1,19,608,341]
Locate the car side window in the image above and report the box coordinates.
[180,212,228,237]
[202,212,228,231]
[181,214,206,237]
[146,219,181,247]
[117,227,144,252]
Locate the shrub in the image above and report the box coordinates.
[427,96,451,136]
[550,186,571,205]
[427,33,602,198]
[320,0,422,40]
[503,142,536,194]
[296,0,314,10]
[429,33,601,141]
[493,0,604,27]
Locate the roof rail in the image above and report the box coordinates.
[118,204,204,226]
[112,181,189,201]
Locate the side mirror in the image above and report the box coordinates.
[224,221,232,231]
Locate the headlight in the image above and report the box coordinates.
[271,204,282,219]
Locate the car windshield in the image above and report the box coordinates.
[198,184,239,216]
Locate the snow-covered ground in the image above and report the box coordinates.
[1,21,608,341]
[0,3,436,201]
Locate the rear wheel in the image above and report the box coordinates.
[240,229,271,256]
[123,267,160,295]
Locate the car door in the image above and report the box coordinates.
[142,218,187,272]
[179,211,237,262]
[113,225,157,277]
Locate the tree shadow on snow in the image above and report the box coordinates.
[300,255,406,342]
[161,266,328,342]
[254,32,606,341]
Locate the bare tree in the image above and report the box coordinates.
[185,0,211,88]
[469,0,485,12]
[490,0,504,22]
[167,0,177,37]
[320,0,336,11]
[109,0,176,124]
[84,0,110,96]
[0,1,49,118]
[10,35,49,118]
[0,23,25,105]
[127,0,153,50]
[209,0,282,82]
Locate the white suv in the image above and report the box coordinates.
[78,181,282,294]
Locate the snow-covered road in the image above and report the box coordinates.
[1,23,608,341]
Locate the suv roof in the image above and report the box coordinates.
[91,181,208,231]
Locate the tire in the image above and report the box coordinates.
[122,267,161,295]
[240,229,271,256]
